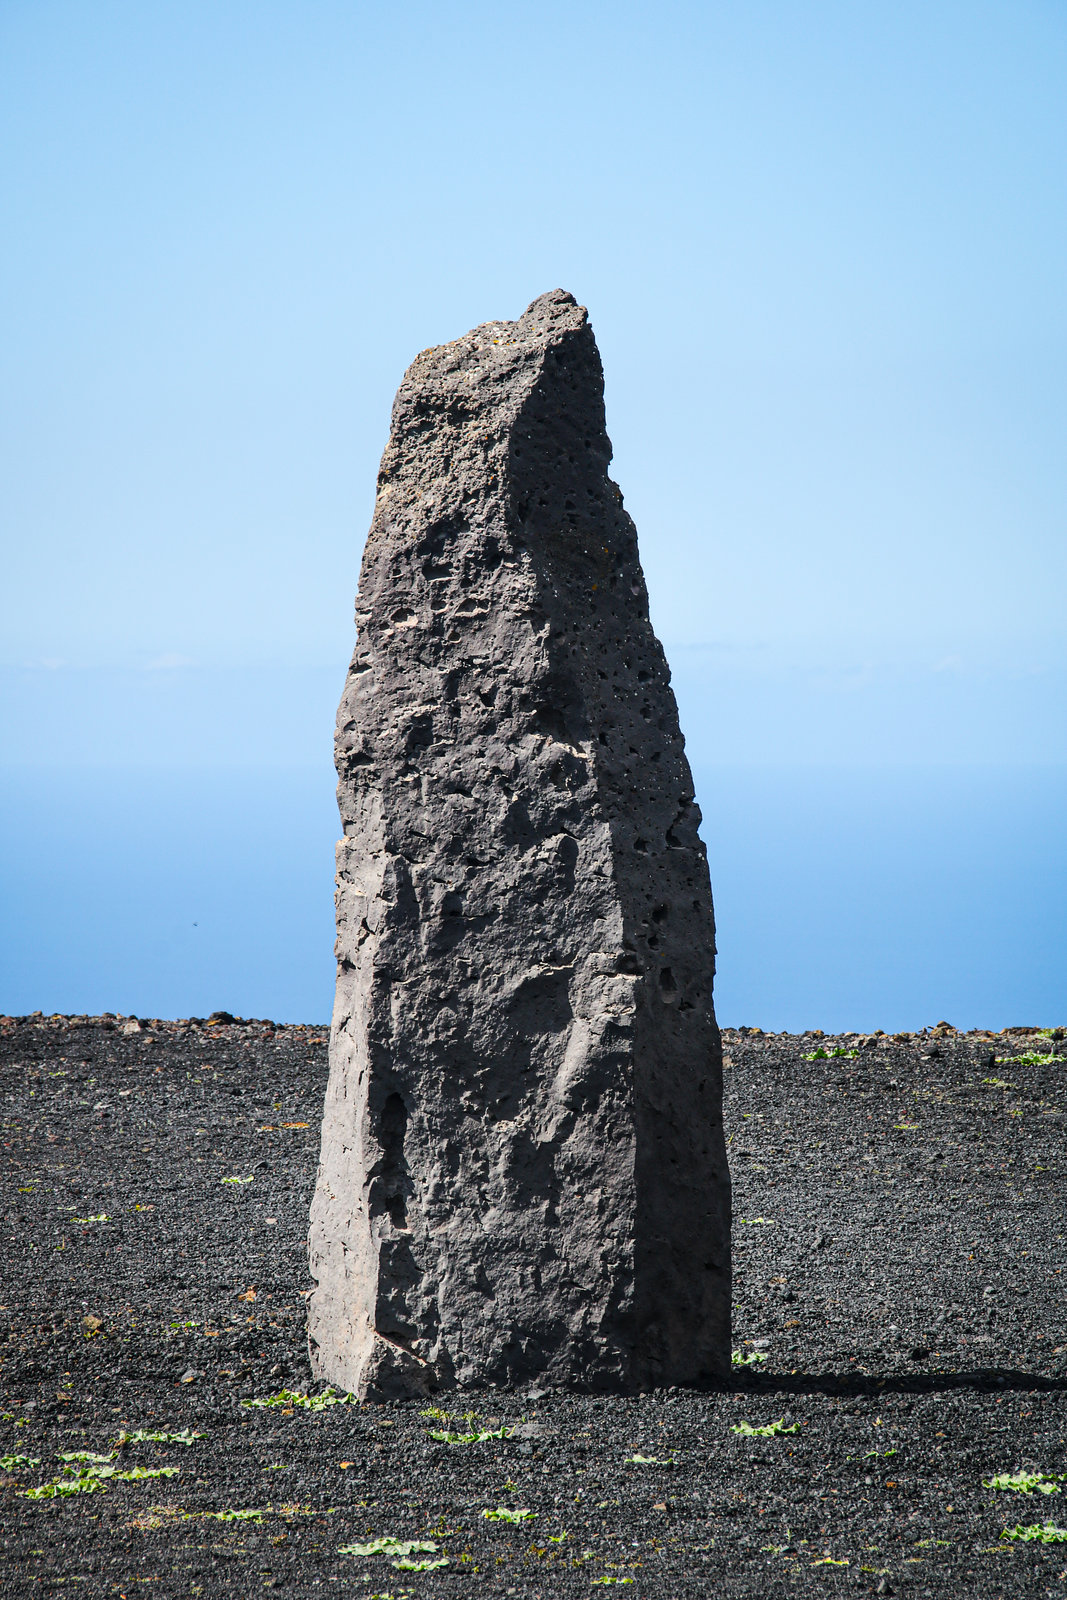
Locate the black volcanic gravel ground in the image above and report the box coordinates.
[2,1013,1066,1598]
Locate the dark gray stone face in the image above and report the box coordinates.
[308,290,731,1397]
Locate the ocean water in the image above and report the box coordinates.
[0,766,338,1025]
[1,764,1063,1031]
[694,763,1066,1033]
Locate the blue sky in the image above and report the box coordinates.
[2,0,1064,1025]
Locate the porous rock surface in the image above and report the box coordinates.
[308,290,730,1398]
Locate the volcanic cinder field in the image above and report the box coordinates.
[1,1013,1065,1597]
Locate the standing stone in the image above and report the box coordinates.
[308,290,730,1397]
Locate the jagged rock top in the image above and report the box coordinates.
[371,290,610,538]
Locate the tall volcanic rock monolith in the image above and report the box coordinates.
[308,290,730,1397]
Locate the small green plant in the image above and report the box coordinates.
[392,1557,449,1571]
[482,1507,534,1522]
[624,1453,674,1465]
[983,1077,1019,1089]
[204,1507,267,1523]
[864,1448,898,1459]
[242,1386,354,1411]
[731,1418,799,1437]
[25,1472,106,1499]
[339,1537,440,1558]
[732,1349,767,1367]
[427,1425,511,1444]
[738,1217,775,1226]
[0,1454,40,1471]
[70,1212,109,1224]
[116,1427,203,1447]
[220,1174,254,1185]
[32,1448,180,1494]
[801,1047,858,1061]
[169,1320,200,1330]
[760,1529,795,1554]
[1002,1522,1067,1543]
[418,1405,452,1421]
[591,1579,634,1587]
[25,1454,119,1500]
[894,1122,919,1130]
[997,1052,1061,1068]
[984,1470,1063,1495]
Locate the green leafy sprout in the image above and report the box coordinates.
[984,1470,1063,1495]
[116,1427,204,1447]
[339,1537,440,1558]
[25,1472,107,1500]
[25,1450,175,1499]
[220,1175,254,1185]
[392,1557,449,1571]
[242,1386,354,1411]
[427,1425,511,1444]
[1002,1522,1067,1543]
[732,1418,799,1438]
[112,1465,180,1482]
[483,1507,535,1522]
[801,1047,858,1061]
[625,1453,674,1465]
[732,1349,768,1367]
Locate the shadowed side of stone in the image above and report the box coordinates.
[308,290,730,1397]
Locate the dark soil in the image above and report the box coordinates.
[2,1013,1065,1598]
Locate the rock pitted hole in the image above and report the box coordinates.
[418,515,467,578]
[534,703,574,744]
[375,1092,409,1231]
[555,833,578,896]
